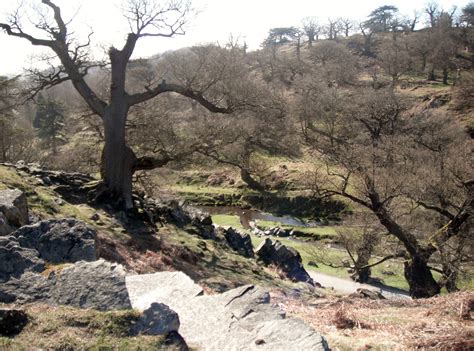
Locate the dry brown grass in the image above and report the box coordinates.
[271,290,474,350]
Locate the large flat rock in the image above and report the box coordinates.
[126,272,329,351]
[126,271,204,310]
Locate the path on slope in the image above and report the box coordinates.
[309,270,410,299]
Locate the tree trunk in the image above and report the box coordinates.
[442,67,449,85]
[352,265,371,283]
[428,68,436,81]
[296,38,301,61]
[351,231,377,284]
[0,121,6,162]
[240,168,265,192]
[404,256,440,298]
[101,104,136,209]
[352,250,372,284]
[421,55,427,72]
[442,263,459,292]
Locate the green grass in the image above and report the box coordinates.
[171,184,238,195]
[211,214,244,229]
[212,214,472,292]
[0,305,179,351]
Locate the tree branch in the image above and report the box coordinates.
[1,1,107,117]
[417,200,455,220]
[127,82,233,113]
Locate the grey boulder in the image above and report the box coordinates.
[0,189,28,233]
[12,218,97,264]
[0,236,44,282]
[132,302,180,336]
[51,259,131,310]
[0,271,55,304]
[0,260,132,311]
[256,238,314,285]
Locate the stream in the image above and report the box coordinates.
[197,205,321,229]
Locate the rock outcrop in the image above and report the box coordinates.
[256,238,314,285]
[221,227,254,258]
[12,219,97,264]
[0,236,44,282]
[0,260,132,311]
[0,189,28,234]
[126,272,329,351]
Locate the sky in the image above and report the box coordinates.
[0,0,468,76]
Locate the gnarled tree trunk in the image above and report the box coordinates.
[404,255,440,298]
[240,168,265,192]
[101,105,137,209]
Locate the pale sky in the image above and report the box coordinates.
[0,0,467,76]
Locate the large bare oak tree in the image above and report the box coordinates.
[1,0,237,208]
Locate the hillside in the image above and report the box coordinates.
[0,163,473,350]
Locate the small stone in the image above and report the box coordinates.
[349,288,385,300]
[41,176,52,185]
[255,339,266,345]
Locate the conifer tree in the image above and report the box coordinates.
[34,95,66,154]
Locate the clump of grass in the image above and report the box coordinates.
[331,304,371,330]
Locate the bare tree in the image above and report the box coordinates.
[302,17,322,46]
[325,18,341,40]
[308,41,358,86]
[404,10,420,32]
[296,87,472,298]
[0,0,247,208]
[425,2,440,28]
[376,35,411,86]
[339,18,355,37]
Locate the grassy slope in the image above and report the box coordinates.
[0,165,301,293]
[0,305,177,351]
